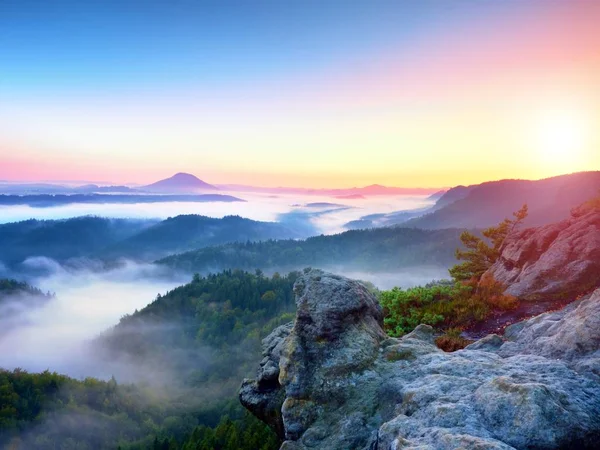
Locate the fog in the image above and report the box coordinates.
[0,192,443,383]
[0,259,188,379]
[0,260,450,382]
[0,191,433,235]
[331,266,451,290]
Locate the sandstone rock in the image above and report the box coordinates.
[496,289,600,381]
[241,271,600,450]
[485,208,600,301]
[239,322,293,438]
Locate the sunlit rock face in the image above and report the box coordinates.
[485,208,600,301]
[240,270,600,450]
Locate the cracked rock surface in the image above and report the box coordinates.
[241,270,600,450]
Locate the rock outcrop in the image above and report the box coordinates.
[241,269,600,450]
[484,207,600,301]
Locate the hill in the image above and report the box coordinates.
[0,279,49,300]
[143,172,218,192]
[0,215,308,268]
[0,270,298,449]
[0,279,53,336]
[156,226,464,274]
[406,171,600,229]
[0,217,156,267]
[100,214,309,260]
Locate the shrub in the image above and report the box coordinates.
[435,328,473,352]
[380,275,515,338]
[380,285,456,337]
[475,273,518,310]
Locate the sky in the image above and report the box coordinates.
[0,0,599,188]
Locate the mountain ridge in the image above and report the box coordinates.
[350,171,600,230]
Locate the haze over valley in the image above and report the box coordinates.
[1,1,599,449]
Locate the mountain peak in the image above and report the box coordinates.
[143,173,218,192]
[172,172,198,179]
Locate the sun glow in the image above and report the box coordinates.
[534,110,590,169]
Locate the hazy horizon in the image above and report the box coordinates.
[2,168,598,191]
[2,1,599,188]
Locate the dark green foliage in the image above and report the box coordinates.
[0,369,278,450]
[178,414,279,450]
[0,279,51,300]
[0,214,305,267]
[157,227,463,273]
[0,216,155,266]
[449,204,528,282]
[1,270,294,449]
[379,279,517,339]
[103,270,298,377]
[0,369,158,448]
[381,211,525,340]
[100,215,305,261]
[380,283,473,336]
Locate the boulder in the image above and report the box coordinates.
[241,270,600,450]
[484,208,600,301]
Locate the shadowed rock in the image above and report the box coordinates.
[241,270,600,450]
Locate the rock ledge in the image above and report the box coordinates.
[241,270,600,450]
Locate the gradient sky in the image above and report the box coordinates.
[1,0,599,188]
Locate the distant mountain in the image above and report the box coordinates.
[157,226,463,274]
[0,217,157,267]
[0,214,308,268]
[304,202,346,208]
[76,184,135,193]
[0,193,242,207]
[216,183,439,196]
[0,183,135,195]
[100,214,309,261]
[406,171,600,229]
[336,194,366,200]
[143,173,218,192]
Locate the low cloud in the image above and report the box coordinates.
[0,259,188,380]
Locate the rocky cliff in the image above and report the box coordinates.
[485,207,600,301]
[241,269,600,450]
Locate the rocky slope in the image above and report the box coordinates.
[485,206,600,301]
[241,270,600,450]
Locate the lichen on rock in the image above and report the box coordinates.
[240,270,600,450]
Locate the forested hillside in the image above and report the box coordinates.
[0,279,50,300]
[0,270,299,449]
[0,279,54,325]
[0,217,156,267]
[100,214,306,260]
[157,227,463,273]
[0,215,305,269]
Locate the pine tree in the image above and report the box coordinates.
[449,204,528,282]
